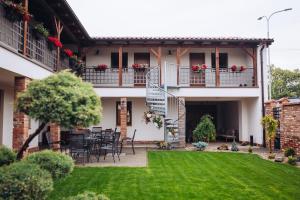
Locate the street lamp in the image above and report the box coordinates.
[257,8,292,99]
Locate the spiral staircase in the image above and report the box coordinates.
[146,63,185,144]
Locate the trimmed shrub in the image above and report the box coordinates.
[268,153,275,159]
[0,145,16,167]
[284,147,296,157]
[193,115,216,142]
[248,146,253,153]
[192,141,208,151]
[25,150,74,180]
[0,162,53,200]
[287,156,297,166]
[65,192,110,200]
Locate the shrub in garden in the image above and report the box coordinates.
[268,153,275,159]
[192,141,208,151]
[65,192,110,200]
[284,147,296,157]
[25,150,74,179]
[193,115,216,142]
[0,145,16,167]
[0,162,53,200]
[248,146,253,153]
[287,156,297,166]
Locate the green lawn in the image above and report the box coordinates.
[49,152,300,200]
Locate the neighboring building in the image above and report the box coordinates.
[0,0,273,151]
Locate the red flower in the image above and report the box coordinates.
[201,64,207,70]
[47,36,62,48]
[132,63,141,69]
[240,66,246,72]
[231,65,237,72]
[23,13,31,22]
[97,64,107,70]
[191,65,199,71]
[64,49,73,57]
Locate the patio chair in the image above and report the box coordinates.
[120,129,136,155]
[101,131,121,163]
[68,133,90,165]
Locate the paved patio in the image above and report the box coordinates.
[83,147,148,167]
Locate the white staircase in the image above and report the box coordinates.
[146,63,185,144]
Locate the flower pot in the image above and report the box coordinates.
[32,29,44,41]
[95,68,106,72]
[69,58,77,68]
[134,68,146,72]
[3,6,22,22]
[47,41,55,51]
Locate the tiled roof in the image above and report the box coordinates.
[92,36,273,43]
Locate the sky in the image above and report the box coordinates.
[66,0,300,70]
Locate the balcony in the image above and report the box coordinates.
[0,4,69,71]
[82,65,255,88]
[82,66,149,87]
[179,66,255,87]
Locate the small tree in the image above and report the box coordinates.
[16,71,102,159]
[261,115,278,154]
[193,115,216,142]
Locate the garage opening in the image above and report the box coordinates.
[185,101,239,143]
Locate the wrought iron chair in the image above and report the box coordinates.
[101,131,121,163]
[120,129,136,154]
[68,133,90,165]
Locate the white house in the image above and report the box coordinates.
[0,0,273,151]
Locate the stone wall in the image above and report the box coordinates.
[178,97,186,147]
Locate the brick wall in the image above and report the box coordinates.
[120,97,127,138]
[50,123,61,150]
[280,102,300,154]
[264,98,300,154]
[13,77,31,150]
[178,97,186,147]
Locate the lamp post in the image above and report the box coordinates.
[257,8,292,99]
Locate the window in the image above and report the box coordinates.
[211,53,228,68]
[111,52,128,68]
[189,53,205,66]
[134,53,150,65]
[116,101,132,126]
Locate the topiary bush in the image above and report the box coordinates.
[284,147,296,157]
[25,150,74,180]
[287,156,297,166]
[193,115,216,142]
[0,162,53,200]
[65,192,110,200]
[0,145,16,167]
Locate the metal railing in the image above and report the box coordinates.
[82,66,149,87]
[0,4,63,71]
[179,66,255,87]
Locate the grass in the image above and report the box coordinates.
[49,152,300,200]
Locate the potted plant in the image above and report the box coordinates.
[143,111,153,124]
[132,63,147,72]
[2,0,25,22]
[95,64,108,72]
[231,65,237,72]
[63,49,73,57]
[239,65,246,72]
[47,36,62,51]
[193,114,216,143]
[152,115,163,129]
[191,64,207,73]
[32,23,49,40]
[261,115,278,154]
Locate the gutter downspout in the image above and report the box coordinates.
[260,43,266,147]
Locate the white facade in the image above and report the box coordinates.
[86,45,268,145]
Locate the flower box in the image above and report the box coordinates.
[3,2,23,22]
[47,36,62,51]
[95,64,108,72]
[63,49,73,58]
[32,23,49,40]
[132,63,147,72]
[191,64,207,73]
[231,65,246,72]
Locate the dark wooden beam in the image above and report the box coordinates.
[118,46,123,86]
[22,0,29,56]
[215,47,220,87]
[253,48,258,87]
